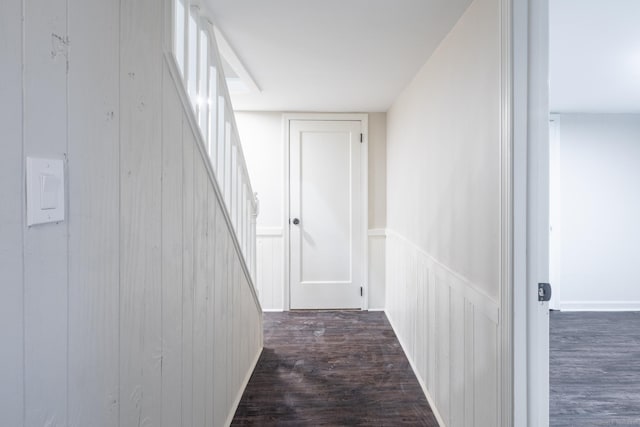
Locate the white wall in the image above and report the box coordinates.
[0,0,262,425]
[236,112,285,230]
[385,0,504,424]
[235,112,286,310]
[551,114,640,311]
[367,113,387,309]
[236,111,387,310]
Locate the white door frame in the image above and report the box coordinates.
[282,113,369,311]
[513,0,551,425]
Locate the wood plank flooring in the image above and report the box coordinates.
[232,310,439,426]
[551,311,640,427]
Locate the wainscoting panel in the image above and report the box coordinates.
[256,227,285,310]
[368,229,387,310]
[385,230,500,427]
[256,228,386,311]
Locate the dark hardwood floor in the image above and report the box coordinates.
[551,311,640,427]
[231,310,439,426]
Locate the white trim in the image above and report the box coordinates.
[386,229,500,325]
[283,113,369,311]
[212,26,260,94]
[513,0,552,425]
[283,113,371,122]
[224,347,263,427]
[548,114,561,311]
[512,0,529,425]
[366,308,385,312]
[499,0,513,424]
[256,226,283,237]
[558,301,640,312]
[282,115,291,311]
[261,309,285,313]
[527,0,551,425]
[367,228,387,237]
[385,310,446,427]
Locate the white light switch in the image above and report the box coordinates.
[40,174,59,210]
[27,157,65,226]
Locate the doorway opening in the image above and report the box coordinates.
[547,1,640,425]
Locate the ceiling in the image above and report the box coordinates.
[550,0,640,113]
[205,0,472,112]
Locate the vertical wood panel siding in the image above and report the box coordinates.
[368,231,386,310]
[0,0,262,425]
[119,0,164,424]
[385,230,500,427]
[0,0,25,426]
[0,1,25,424]
[67,0,120,424]
[256,228,285,310]
[23,0,69,424]
[161,62,184,427]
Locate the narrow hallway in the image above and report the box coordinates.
[232,311,439,426]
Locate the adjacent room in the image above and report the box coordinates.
[548,1,640,425]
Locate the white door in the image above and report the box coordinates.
[289,120,363,309]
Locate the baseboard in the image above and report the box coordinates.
[262,308,284,313]
[559,301,640,312]
[367,308,385,312]
[384,310,445,427]
[225,346,263,427]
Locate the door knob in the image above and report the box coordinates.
[292,218,300,225]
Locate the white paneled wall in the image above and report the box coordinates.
[368,230,387,310]
[385,230,499,427]
[0,0,262,425]
[256,228,286,311]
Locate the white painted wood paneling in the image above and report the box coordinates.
[0,1,24,424]
[256,228,285,311]
[385,230,500,427]
[67,0,120,424]
[119,0,163,424]
[192,157,208,427]
[161,61,185,427]
[1,1,263,426]
[214,203,230,427]
[23,0,69,424]
[368,230,386,310]
[181,116,196,427]
[206,184,217,427]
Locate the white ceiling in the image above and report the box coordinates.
[550,0,640,113]
[205,0,472,112]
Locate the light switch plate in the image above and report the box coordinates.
[27,157,65,226]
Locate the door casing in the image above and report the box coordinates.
[513,0,551,425]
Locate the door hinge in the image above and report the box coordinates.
[538,283,552,302]
[360,286,363,297]
[360,133,363,143]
